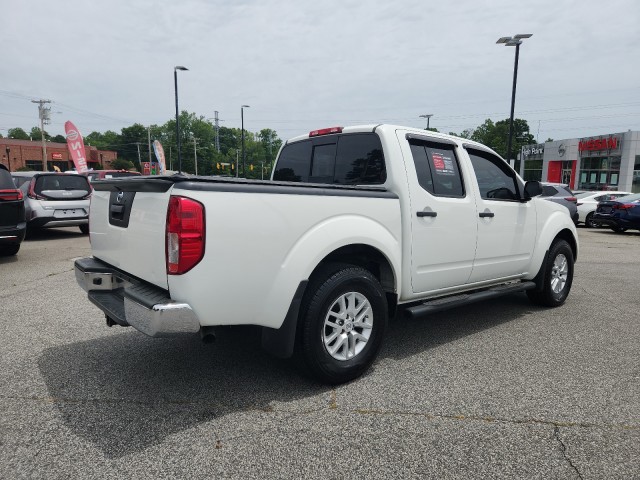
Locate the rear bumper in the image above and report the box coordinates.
[0,222,26,245]
[74,257,200,337]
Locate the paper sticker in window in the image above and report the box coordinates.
[432,152,455,176]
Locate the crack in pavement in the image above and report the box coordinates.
[554,426,584,480]
[0,268,75,299]
[2,393,637,432]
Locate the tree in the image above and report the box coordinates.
[110,158,135,170]
[451,118,534,160]
[51,134,66,143]
[8,128,29,140]
[30,127,51,141]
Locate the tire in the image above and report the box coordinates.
[611,226,627,233]
[585,212,599,228]
[79,224,89,235]
[0,244,20,256]
[527,240,574,308]
[298,264,388,384]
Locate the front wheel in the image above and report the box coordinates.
[527,240,574,307]
[299,265,388,384]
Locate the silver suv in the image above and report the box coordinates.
[12,172,91,234]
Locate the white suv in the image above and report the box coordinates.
[12,172,91,234]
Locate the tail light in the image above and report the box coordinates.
[564,196,577,203]
[0,189,23,201]
[166,196,205,275]
[27,178,46,200]
[612,203,634,210]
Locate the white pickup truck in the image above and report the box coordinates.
[75,124,578,384]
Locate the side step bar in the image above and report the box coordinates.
[405,281,536,319]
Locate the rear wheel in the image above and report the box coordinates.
[585,212,599,228]
[0,244,20,256]
[527,239,574,307]
[299,264,388,384]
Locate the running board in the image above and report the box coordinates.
[405,281,537,319]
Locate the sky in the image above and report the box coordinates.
[2,0,640,146]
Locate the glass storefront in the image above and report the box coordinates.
[578,156,621,190]
[633,156,640,193]
[523,159,542,182]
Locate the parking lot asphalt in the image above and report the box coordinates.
[1,227,638,479]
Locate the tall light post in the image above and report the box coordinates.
[241,105,250,177]
[174,66,189,173]
[5,146,10,171]
[419,114,434,130]
[496,34,532,165]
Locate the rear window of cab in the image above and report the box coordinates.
[273,133,386,185]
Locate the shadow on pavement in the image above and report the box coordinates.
[25,227,87,242]
[38,293,538,458]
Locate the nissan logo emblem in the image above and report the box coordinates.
[558,144,566,157]
[116,191,124,203]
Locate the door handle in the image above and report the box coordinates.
[479,211,495,218]
[417,211,437,217]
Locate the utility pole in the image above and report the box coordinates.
[236,149,239,178]
[147,126,152,172]
[31,99,51,171]
[192,136,198,176]
[135,142,142,165]
[214,110,220,153]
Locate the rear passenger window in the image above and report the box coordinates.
[409,140,465,197]
[273,133,386,185]
[334,134,386,185]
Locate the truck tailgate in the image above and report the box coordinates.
[89,178,174,289]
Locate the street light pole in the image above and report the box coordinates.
[174,66,189,173]
[496,34,532,165]
[241,105,250,177]
[5,147,10,171]
[419,114,433,130]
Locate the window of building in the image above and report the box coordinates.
[633,155,640,193]
[578,155,621,190]
[25,160,43,171]
[409,140,464,197]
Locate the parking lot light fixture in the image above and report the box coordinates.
[496,34,532,166]
[419,114,434,130]
[174,66,189,174]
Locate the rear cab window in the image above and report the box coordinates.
[273,133,386,186]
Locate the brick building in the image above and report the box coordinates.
[0,138,117,172]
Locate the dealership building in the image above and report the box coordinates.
[521,130,640,193]
[0,138,117,172]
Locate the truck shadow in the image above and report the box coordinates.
[38,293,539,458]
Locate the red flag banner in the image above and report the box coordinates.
[64,121,89,173]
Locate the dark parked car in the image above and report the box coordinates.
[11,172,91,234]
[0,165,26,256]
[593,193,640,233]
[540,183,579,224]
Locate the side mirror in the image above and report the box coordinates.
[523,181,543,200]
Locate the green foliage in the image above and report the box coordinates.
[51,134,66,143]
[111,158,136,170]
[8,128,29,140]
[30,127,51,141]
[451,118,534,160]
